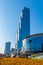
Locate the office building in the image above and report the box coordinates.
[17,7,30,50]
[4,42,11,55]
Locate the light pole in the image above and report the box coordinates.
[29,40,32,51]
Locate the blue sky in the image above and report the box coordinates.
[0,0,43,53]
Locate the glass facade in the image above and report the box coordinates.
[4,42,11,55]
[17,7,30,50]
[21,33,43,52]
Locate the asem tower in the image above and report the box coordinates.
[17,7,30,51]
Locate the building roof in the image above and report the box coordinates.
[25,33,43,39]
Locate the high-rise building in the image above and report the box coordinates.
[4,42,11,55]
[17,7,30,50]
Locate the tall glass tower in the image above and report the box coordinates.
[17,7,30,51]
[4,42,11,55]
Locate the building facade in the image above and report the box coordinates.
[17,7,30,50]
[4,42,11,55]
[21,33,43,53]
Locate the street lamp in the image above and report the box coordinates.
[29,40,32,51]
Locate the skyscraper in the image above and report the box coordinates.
[4,42,11,55]
[17,7,30,50]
